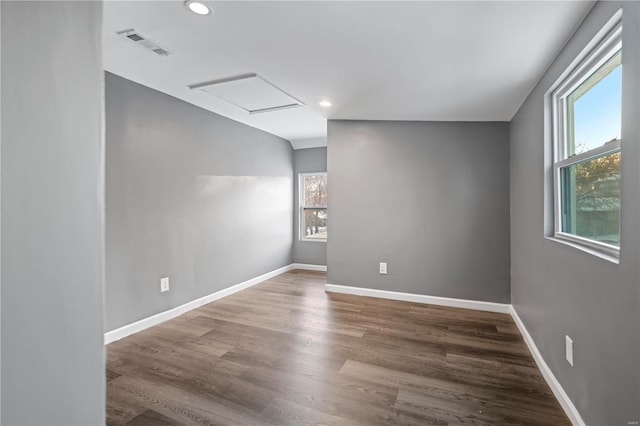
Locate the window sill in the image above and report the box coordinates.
[545,233,619,264]
[300,238,327,243]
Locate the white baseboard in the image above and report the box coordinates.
[510,306,585,426]
[104,264,296,345]
[325,283,511,314]
[291,263,327,271]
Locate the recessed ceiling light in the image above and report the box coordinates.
[319,100,332,107]
[185,0,211,16]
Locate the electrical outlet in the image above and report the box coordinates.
[379,262,387,275]
[565,335,574,367]
[160,277,170,293]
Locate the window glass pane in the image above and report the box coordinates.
[561,151,620,246]
[303,175,327,206]
[567,50,621,156]
[303,208,327,239]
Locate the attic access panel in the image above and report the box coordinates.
[188,73,305,114]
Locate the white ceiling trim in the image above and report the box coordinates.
[290,137,327,150]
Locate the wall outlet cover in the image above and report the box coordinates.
[379,262,387,275]
[565,335,574,367]
[160,277,170,293]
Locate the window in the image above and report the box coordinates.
[300,173,327,241]
[551,17,621,258]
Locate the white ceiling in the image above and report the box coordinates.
[103,1,594,148]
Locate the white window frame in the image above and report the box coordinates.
[299,172,327,242]
[550,17,622,261]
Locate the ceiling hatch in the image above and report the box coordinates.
[188,73,305,114]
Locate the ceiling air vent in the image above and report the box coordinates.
[188,73,305,114]
[116,28,171,57]
[152,48,170,56]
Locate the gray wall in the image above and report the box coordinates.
[1,2,105,425]
[510,2,640,424]
[327,120,510,303]
[293,147,327,265]
[105,73,293,331]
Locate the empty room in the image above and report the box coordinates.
[1,0,639,425]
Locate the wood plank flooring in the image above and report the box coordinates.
[106,270,569,425]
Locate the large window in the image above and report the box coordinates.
[299,173,327,241]
[551,17,621,258]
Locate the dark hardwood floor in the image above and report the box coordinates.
[106,270,569,425]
